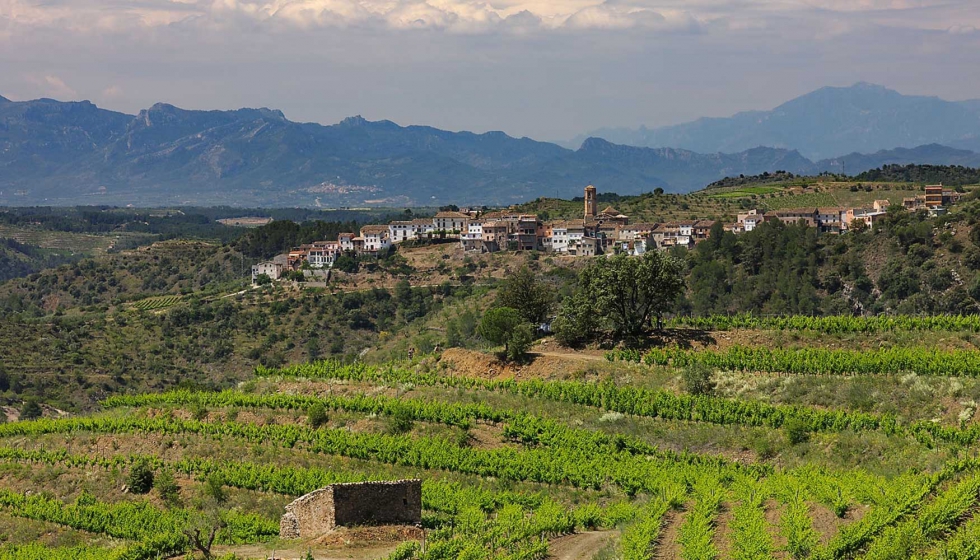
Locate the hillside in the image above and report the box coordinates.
[8,201,980,556]
[5,95,980,207]
[575,83,980,159]
[515,175,964,224]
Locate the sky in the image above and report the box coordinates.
[1,0,979,141]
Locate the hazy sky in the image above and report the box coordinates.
[2,0,979,140]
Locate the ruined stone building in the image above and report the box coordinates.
[280,480,423,539]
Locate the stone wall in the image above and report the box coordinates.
[280,480,422,539]
[332,480,422,527]
[280,487,335,539]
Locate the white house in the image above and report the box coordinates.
[433,211,469,234]
[360,226,391,253]
[388,221,416,243]
[549,222,570,253]
[743,215,763,232]
[388,219,435,243]
[338,233,356,252]
[307,242,341,268]
[252,261,283,284]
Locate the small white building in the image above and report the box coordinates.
[307,242,341,268]
[388,221,416,243]
[550,222,570,253]
[252,261,283,284]
[360,226,391,253]
[338,233,356,253]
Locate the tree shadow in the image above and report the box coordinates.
[620,328,715,350]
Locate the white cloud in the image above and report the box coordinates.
[24,74,77,99]
[7,0,972,34]
[102,85,124,98]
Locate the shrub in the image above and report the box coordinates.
[203,473,227,503]
[154,469,182,508]
[127,459,155,494]
[307,402,329,428]
[784,417,810,445]
[385,409,415,435]
[19,400,42,421]
[681,364,715,396]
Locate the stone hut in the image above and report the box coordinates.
[280,480,422,539]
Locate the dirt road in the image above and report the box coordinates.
[548,531,617,560]
[530,351,607,362]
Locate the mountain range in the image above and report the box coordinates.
[2,88,980,207]
[572,83,980,160]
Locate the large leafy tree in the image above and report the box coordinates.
[559,251,683,344]
[495,266,553,324]
[478,307,532,361]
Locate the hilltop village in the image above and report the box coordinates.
[252,184,962,283]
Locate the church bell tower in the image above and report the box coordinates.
[584,185,597,219]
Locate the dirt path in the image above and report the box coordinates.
[654,508,686,560]
[212,543,401,560]
[530,351,607,362]
[548,530,617,560]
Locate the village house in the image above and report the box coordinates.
[360,225,391,254]
[904,184,962,212]
[388,219,434,243]
[252,261,284,284]
[307,241,341,268]
[433,211,470,235]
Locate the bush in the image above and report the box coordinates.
[784,417,810,445]
[307,402,329,428]
[681,364,715,396]
[154,469,182,508]
[385,409,415,435]
[19,399,42,421]
[127,459,155,494]
[203,473,227,503]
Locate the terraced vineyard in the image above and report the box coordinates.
[4,354,980,559]
[128,295,184,311]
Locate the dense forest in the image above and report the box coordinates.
[855,164,980,186]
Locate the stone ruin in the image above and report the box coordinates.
[280,479,422,539]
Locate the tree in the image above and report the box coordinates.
[19,399,42,421]
[254,273,272,286]
[507,323,535,363]
[127,458,155,494]
[496,266,553,324]
[478,307,533,361]
[183,511,226,560]
[203,473,227,504]
[333,254,359,273]
[477,307,522,350]
[578,251,684,341]
[552,291,600,347]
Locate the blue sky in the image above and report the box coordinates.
[2,0,979,140]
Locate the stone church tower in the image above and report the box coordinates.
[584,185,597,219]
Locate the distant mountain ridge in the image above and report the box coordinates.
[1,94,980,207]
[573,83,980,159]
